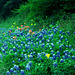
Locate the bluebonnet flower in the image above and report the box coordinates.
[20,32,23,36]
[25,56,28,60]
[0,37,2,39]
[66,45,68,48]
[18,58,21,62]
[2,49,5,53]
[50,48,52,50]
[47,39,50,43]
[13,47,16,52]
[17,49,19,53]
[65,38,68,41]
[73,32,75,34]
[29,55,33,60]
[7,71,11,75]
[62,32,65,35]
[60,30,62,34]
[53,62,58,67]
[28,61,32,67]
[67,31,70,34]
[42,38,45,42]
[17,34,20,36]
[0,54,3,60]
[26,64,30,70]
[52,54,56,60]
[14,65,19,71]
[60,36,63,40]
[52,22,55,25]
[68,52,72,55]
[68,55,71,58]
[57,51,60,55]
[72,56,75,60]
[51,43,54,47]
[12,60,15,63]
[21,44,23,47]
[18,45,21,49]
[37,53,41,59]
[14,71,17,74]
[55,28,58,31]
[14,52,17,56]
[53,29,56,33]
[64,53,68,59]
[41,43,45,48]
[60,59,64,63]
[69,45,72,48]
[20,70,25,75]
[50,34,53,38]
[10,68,14,73]
[51,50,54,54]
[33,52,36,55]
[30,52,33,56]
[62,55,66,59]
[59,40,61,43]
[23,50,25,52]
[59,45,62,51]
[39,40,42,44]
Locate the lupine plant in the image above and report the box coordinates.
[0,20,75,75]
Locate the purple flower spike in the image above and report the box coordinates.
[2,49,5,53]
[60,30,62,34]
[29,55,33,60]
[57,51,60,55]
[18,58,21,62]
[60,59,64,63]
[69,45,72,48]
[67,31,70,34]
[65,53,68,59]
[66,45,68,48]
[12,60,15,63]
[14,52,17,56]
[7,71,11,75]
[51,43,54,47]
[60,36,63,40]
[53,62,57,67]
[72,56,75,60]
[28,61,32,67]
[13,47,16,52]
[21,70,25,75]
[0,54,3,60]
[14,71,17,74]
[10,68,14,73]
[73,32,75,34]
[26,64,30,70]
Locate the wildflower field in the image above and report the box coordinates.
[0,0,75,75]
[0,19,75,75]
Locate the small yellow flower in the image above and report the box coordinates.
[12,25,13,27]
[31,19,33,21]
[13,23,15,25]
[3,33,5,34]
[31,23,33,26]
[34,24,36,26]
[17,26,19,29]
[28,55,29,57]
[46,54,50,59]
[24,22,26,24]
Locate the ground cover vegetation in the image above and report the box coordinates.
[0,0,75,75]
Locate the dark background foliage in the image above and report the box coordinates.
[0,0,28,19]
[0,0,75,20]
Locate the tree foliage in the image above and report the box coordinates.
[0,0,28,19]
